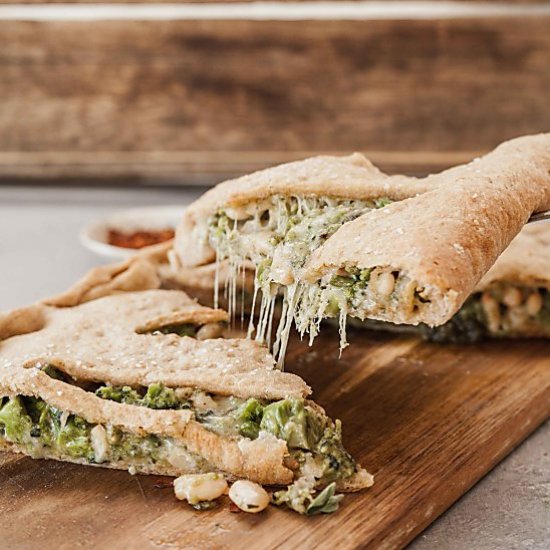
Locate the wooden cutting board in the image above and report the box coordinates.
[0,329,548,549]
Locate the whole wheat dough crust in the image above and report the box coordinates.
[42,240,253,312]
[1,290,308,401]
[0,290,307,483]
[174,134,550,326]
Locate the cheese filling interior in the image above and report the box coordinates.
[0,364,363,515]
[423,284,550,342]
[206,195,424,361]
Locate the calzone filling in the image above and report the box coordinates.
[414,284,549,342]
[352,284,550,342]
[204,195,430,361]
[0,363,367,515]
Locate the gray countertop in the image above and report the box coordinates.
[0,186,548,549]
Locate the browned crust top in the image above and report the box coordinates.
[0,290,309,400]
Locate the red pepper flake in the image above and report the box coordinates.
[153,479,174,489]
[229,502,241,514]
[107,228,175,249]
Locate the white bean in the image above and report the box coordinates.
[196,323,224,340]
[166,443,200,471]
[481,292,501,332]
[91,425,109,463]
[376,272,396,297]
[190,391,218,412]
[526,292,543,316]
[502,287,522,308]
[228,480,270,513]
[174,473,228,505]
[224,206,250,221]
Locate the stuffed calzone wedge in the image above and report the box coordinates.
[173,134,550,358]
[0,290,371,514]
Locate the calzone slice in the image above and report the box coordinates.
[0,290,371,514]
[173,134,550,358]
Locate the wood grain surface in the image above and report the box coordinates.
[0,329,548,549]
[1,17,549,183]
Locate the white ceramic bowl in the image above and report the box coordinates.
[80,205,185,259]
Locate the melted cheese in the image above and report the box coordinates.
[207,195,378,365]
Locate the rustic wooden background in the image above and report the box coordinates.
[0,2,549,183]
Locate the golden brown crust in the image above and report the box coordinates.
[1,265,372,488]
[0,304,47,341]
[0,289,373,488]
[44,219,550,341]
[42,241,233,311]
[3,369,293,484]
[182,423,293,485]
